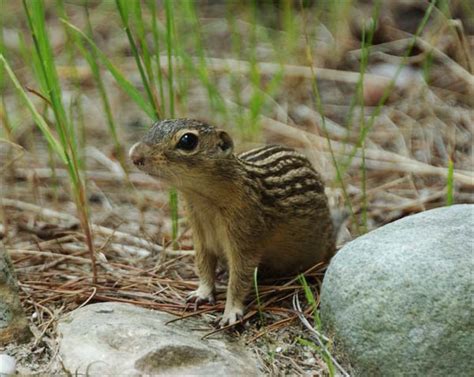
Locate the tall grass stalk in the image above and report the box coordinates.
[132,0,160,112]
[148,0,166,113]
[62,21,156,118]
[17,14,56,170]
[118,0,180,247]
[341,1,378,150]
[298,274,320,327]
[56,0,127,172]
[357,14,379,233]
[56,1,86,173]
[227,4,245,130]
[446,157,454,205]
[83,3,126,170]
[116,0,161,120]
[0,8,13,139]
[179,0,227,118]
[335,2,380,232]
[297,338,336,377]
[299,3,357,232]
[164,0,175,118]
[340,0,437,174]
[20,0,97,283]
[63,2,181,247]
[244,1,284,139]
[164,0,179,247]
[281,0,298,57]
[247,0,262,138]
[0,58,63,158]
[297,275,335,376]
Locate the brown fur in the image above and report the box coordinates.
[129,119,335,325]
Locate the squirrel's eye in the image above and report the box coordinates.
[176,133,198,151]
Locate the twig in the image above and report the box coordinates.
[76,287,97,309]
[247,316,297,342]
[350,37,474,88]
[2,198,164,253]
[8,249,92,264]
[0,138,25,174]
[85,146,126,178]
[59,56,393,87]
[12,168,160,187]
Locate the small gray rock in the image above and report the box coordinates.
[0,353,16,375]
[57,302,260,376]
[0,251,32,345]
[320,204,474,376]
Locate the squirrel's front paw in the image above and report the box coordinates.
[186,287,216,310]
[218,306,244,327]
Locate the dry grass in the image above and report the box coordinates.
[2,189,332,373]
[1,1,473,375]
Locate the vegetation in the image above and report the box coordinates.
[1,0,472,374]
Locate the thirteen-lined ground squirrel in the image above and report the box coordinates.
[129,119,335,326]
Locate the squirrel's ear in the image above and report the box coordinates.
[217,130,234,157]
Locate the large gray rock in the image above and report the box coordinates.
[0,251,32,345]
[57,302,260,376]
[321,204,474,376]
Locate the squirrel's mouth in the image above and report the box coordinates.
[129,142,175,183]
[134,157,145,167]
[129,142,146,167]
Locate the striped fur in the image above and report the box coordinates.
[237,145,324,209]
[133,119,335,326]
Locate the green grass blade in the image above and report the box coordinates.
[169,189,179,248]
[23,0,97,283]
[300,4,357,233]
[297,275,337,376]
[164,0,175,117]
[148,0,166,114]
[164,0,179,246]
[446,158,454,205]
[60,1,126,170]
[17,30,47,95]
[61,19,156,119]
[0,10,6,90]
[84,5,123,164]
[180,0,228,118]
[357,15,378,234]
[298,274,321,328]
[115,0,160,119]
[24,0,70,151]
[297,338,335,377]
[340,0,437,174]
[0,9,12,139]
[132,0,159,110]
[0,55,67,163]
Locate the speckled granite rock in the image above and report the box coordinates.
[321,204,474,376]
[57,302,260,376]
[0,250,32,345]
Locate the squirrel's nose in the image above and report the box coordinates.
[129,142,147,166]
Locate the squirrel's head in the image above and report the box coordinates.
[129,119,235,188]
